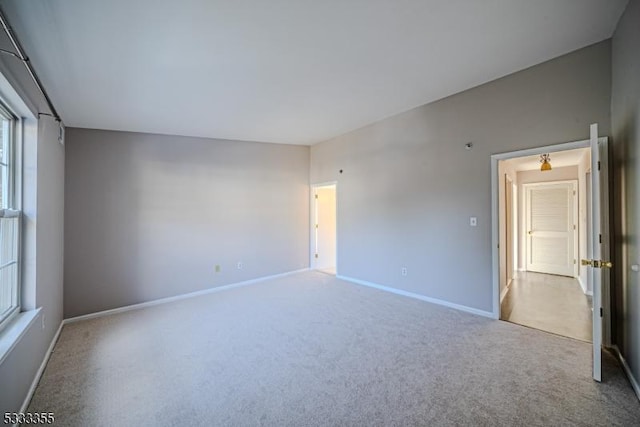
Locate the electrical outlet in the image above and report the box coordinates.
[470,216,477,227]
[401,267,408,277]
[215,265,221,273]
[237,261,243,270]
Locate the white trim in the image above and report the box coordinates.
[19,320,63,414]
[598,138,612,348]
[611,345,640,402]
[337,275,494,318]
[492,139,592,161]
[310,181,338,188]
[521,180,578,188]
[0,208,20,218]
[577,277,593,296]
[64,268,310,324]
[491,157,500,318]
[0,308,40,365]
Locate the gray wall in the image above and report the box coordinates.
[310,41,611,313]
[0,2,65,412]
[64,129,309,318]
[611,0,640,388]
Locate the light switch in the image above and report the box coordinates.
[470,217,477,227]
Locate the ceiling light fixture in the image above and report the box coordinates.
[540,153,552,171]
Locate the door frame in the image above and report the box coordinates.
[523,180,579,278]
[505,174,514,289]
[490,137,608,321]
[310,181,338,272]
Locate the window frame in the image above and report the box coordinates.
[0,99,21,332]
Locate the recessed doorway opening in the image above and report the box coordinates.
[491,126,613,382]
[310,183,337,275]
[497,147,592,342]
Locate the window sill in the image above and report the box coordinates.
[0,308,41,365]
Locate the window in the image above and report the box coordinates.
[0,101,19,331]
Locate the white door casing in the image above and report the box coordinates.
[505,175,514,287]
[587,123,611,382]
[525,181,578,277]
[490,135,611,359]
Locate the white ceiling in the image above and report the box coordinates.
[504,147,590,172]
[3,0,628,145]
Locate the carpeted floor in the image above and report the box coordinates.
[27,271,640,426]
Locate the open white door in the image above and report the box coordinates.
[582,123,611,382]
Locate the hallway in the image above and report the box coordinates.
[501,272,593,342]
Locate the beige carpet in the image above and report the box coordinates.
[27,271,640,426]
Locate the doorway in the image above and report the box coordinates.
[492,127,612,382]
[311,183,337,275]
[495,145,593,342]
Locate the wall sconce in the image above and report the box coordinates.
[540,153,552,171]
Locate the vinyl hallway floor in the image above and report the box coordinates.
[501,271,593,342]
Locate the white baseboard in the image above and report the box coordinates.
[0,308,41,366]
[577,277,589,295]
[64,268,310,324]
[337,275,494,318]
[611,345,640,402]
[19,320,63,414]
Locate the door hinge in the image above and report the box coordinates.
[315,194,318,199]
[599,234,602,244]
[573,225,576,230]
[573,190,576,196]
[600,308,603,317]
[315,224,318,229]
[574,259,576,265]
[315,253,318,258]
[597,161,601,171]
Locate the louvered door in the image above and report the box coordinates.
[525,181,577,276]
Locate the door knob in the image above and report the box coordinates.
[581,259,613,268]
[599,261,613,269]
